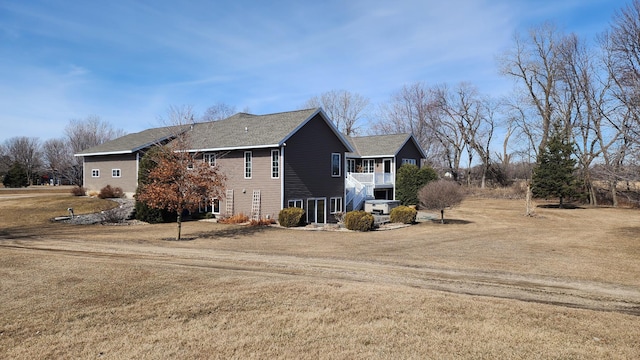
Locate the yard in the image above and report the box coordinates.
[1,188,639,359]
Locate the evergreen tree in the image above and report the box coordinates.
[3,162,29,188]
[395,164,438,206]
[531,123,578,207]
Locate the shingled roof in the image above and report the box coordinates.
[76,108,353,156]
[186,108,352,151]
[346,133,426,158]
[75,125,187,156]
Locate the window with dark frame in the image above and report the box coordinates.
[331,153,341,177]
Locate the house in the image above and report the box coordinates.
[76,108,427,223]
[75,125,186,196]
[344,133,427,211]
[77,108,353,223]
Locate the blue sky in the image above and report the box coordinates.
[0,0,626,143]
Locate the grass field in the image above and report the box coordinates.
[1,189,639,359]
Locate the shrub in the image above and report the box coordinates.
[70,186,86,196]
[344,210,375,231]
[278,207,305,227]
[134,200,177,223]
[418,180,465,224]
[98,185,124,199]
[250,217,276,226]
[219,213,249,224]
[396,164,438,206]
[390,205,417,224]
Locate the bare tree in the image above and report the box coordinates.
[42,138,72,185]
[3,137,42,185]
[371,82,442,162]
[65,115,126,185]
[418,180,465,224]
[304,90,370,136]
[201,102,237,122]
[598,1,640,205]
[499,22,565,156]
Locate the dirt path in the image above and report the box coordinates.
[3,237,639,316]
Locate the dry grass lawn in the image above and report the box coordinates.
[1,189,639,359]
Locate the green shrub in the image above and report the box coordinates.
[390,205,417,224]
[98,185,124,199]
[344,210,375,231]
[278,207,305,227]
[134,200,177,224]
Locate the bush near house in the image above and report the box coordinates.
[395,164,438,206]
[70,186,86,196]
[278,207,305,227]
[344,210,375,231]
[390,205,417,224]
[98,185,124,199]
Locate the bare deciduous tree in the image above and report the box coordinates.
[3,136,42,185]
[304,89,370,136]
[201,102,237,122]
[371,82,442,162]
[499,22,565,156]
[42,138,72,185]
[65,115,126,186]
[418,180,465,224]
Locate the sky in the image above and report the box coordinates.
[0,0,628,143]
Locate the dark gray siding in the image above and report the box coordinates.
[395,140,425,171]
[284,114,348,220]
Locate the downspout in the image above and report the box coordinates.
[136,152,140,191]
[343,153,348,212]
[392,156,396,200]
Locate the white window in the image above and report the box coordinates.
[288,199,303,208]
[330,197,343,214]
[347,159,355,173]
[363,159,375,173]
[331,153,341,177]
[112,169,121,178]
[204,153,216,166]
[402,158,417,166]
[271,149,279,179]
[212,198,220,214]
[91,169,100,178]
[244,151,252,179]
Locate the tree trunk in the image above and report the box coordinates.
[440,209,445,224]
[176,213,182,240]
[611,181,618,207]
[588,183,597,206]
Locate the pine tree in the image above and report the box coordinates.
[531,123,578,208]
[2,162,29,188]
[395,164,438,206]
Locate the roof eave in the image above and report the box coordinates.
[74,150,133,157]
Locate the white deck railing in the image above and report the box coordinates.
[348,172,394,186]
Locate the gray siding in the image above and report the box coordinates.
[216,148,282,220]
[284,114,348,222]
[396,140,424,171]
[83,154,138,196]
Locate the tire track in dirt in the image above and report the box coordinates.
[2,241,640,316]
